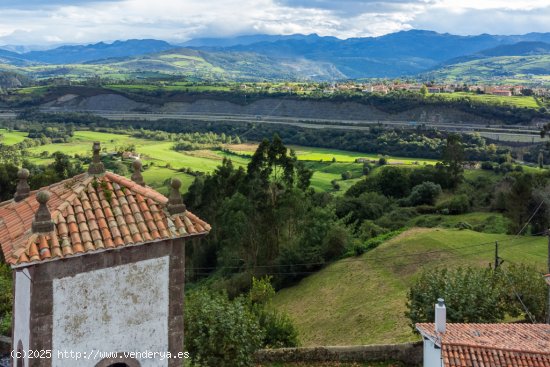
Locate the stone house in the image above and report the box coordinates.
[0,143,210,367]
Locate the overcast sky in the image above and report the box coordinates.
[0,0,549,46]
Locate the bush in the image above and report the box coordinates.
[185,289,263,367]
[406,267,505,329]
[480,161,494,170]
[454,221,473,230]
[406,181,442,206]
[0,263,12,336]
[500,264,548,322]
[376,207,417,230]
[438,194,471,214]
[341,171,353,180]
[248,277,299,349]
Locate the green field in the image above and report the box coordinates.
[434,92,540,109]
[27,130,416,194]
[272,227,547,346]
[0,129,28,145]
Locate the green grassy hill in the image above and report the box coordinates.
[1,48,343,82]
[425,55,550,85]
[272,226,547,346]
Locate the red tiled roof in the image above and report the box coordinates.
[0,171,210,266]
[416,323,550,367]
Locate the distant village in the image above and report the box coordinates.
[239,82,550,97]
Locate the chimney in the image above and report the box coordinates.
[88,141,105,175]
[167,178,186,215]
[14,168,30,202]
[435,298,446,334]
[131,159,145,186]
[32,191,54,233]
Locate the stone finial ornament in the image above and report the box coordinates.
[14,168,30,202]
[88,141,105,175]
[32,190,54,233]
[131,159,145,186]
[167,178,186,215]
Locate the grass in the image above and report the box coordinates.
[434,92,540,109]
[227,144,439,165]
[272,227,547,347]
[409,212,511,234]
[0,129,28,145]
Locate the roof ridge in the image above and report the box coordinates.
[104,172,168,204]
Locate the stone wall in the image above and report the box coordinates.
[254,342,423,366]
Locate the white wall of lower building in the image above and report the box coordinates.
[12,268,32,367]
[423,338,442,367]
[51,256,170,367]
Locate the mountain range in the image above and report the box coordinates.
[1,30,550,82]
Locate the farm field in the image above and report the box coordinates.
[434,91,540,109]
[0,129,28,145]
[25,130,443,194]
[272,227,547,346]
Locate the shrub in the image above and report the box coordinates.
[455,221,473,230]
[248,277,299,349]
[185,289,263,367]
[378,157,387,166]
[0,263,12,336]
[406,181,442,206]
[480,161,493,170]
[341,171,353,180]
[438,194,471,214]
[376,207,417,230]
[406,267,505,329]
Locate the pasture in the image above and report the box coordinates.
[0,129,28,145]
[26,130,405,194]
[272,227,547,346]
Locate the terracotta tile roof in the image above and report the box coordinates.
[0,171,210,266]
[416,323,550,367]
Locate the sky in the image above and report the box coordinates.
[0,0,549,46]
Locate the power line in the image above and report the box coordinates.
[187,233,545,273]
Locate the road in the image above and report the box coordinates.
[0,110,544,142]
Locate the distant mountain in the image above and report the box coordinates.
[8,48,344,81]
[213,30,550,78]
[442,41,550,66]
[0,49,34,66]
[2,30,550,81]
[180,34,330,48]
[22,39,175,64]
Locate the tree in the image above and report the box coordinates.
[377,166,410,198]
[341,171,352,180]
[406,181,442,206]
[420,85,428,96]
[442,134,464,188]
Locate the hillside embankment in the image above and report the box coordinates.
[40,92,500,125]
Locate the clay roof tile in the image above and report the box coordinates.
[0,171,210,266]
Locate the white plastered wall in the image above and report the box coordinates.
[51,256,170,367]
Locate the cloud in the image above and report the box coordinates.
[0,0,547,46]
[0,0,119,8]
[413,2,550,35]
